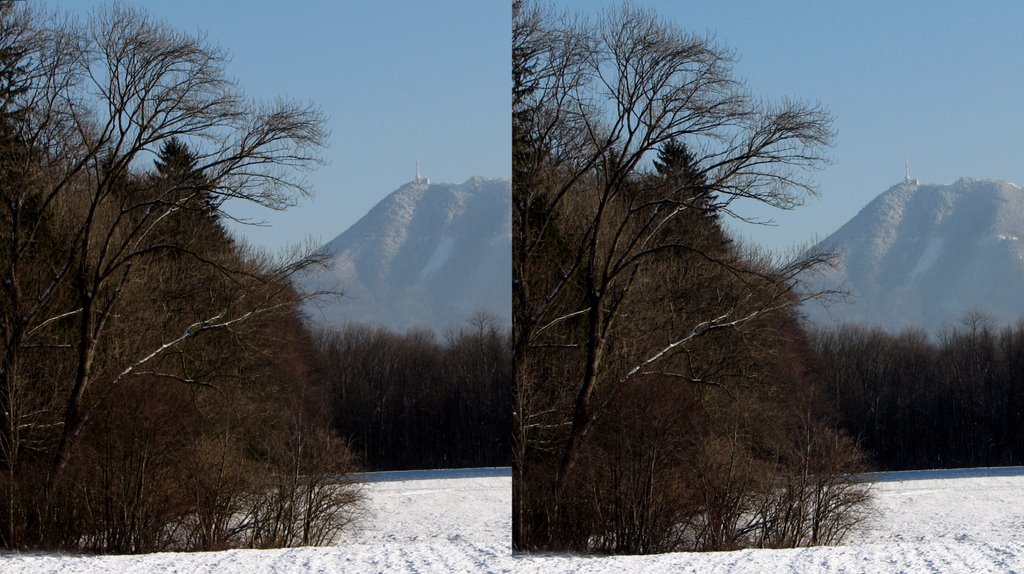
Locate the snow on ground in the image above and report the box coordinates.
[514,467,1024,574]
[0,467,511,574]
[3,466,1024,573]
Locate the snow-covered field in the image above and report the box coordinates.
[3,466,1024,573]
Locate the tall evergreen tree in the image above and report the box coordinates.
[153,136,221,218]
[652,138,718,218]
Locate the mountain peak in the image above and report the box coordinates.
[804,177,1024,333]
[302,177,510,332]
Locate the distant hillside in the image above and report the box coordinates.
[301,177,511,332]
[803,177,1024,333]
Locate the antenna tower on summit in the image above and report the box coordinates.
[415,154,429,184]
[904,157,918,185]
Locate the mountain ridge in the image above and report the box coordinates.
[803,177,1024,333]
[302,177,511,332]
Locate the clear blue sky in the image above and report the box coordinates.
[41,2,1024,255]
[554,0,1024,253]
[49,1,511,252]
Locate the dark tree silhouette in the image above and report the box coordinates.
[512,1,862,552]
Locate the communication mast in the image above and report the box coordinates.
[904,157,919,185]
[416,154,429,184]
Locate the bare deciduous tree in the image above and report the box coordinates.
[513,1,845,550]
[0,3,348,549]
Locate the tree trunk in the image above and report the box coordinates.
[552,299,606,546]
[47,300,94,495]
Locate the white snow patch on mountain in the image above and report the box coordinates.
[419,235,455,280]
[908,235,943,281]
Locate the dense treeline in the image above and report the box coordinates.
[317,317,512,471]
[513,1,869,554]
[813,315,1024,471]
[0,3,359,552]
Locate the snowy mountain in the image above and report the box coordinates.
[803,177,1024,333]
[301,177,511,332]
